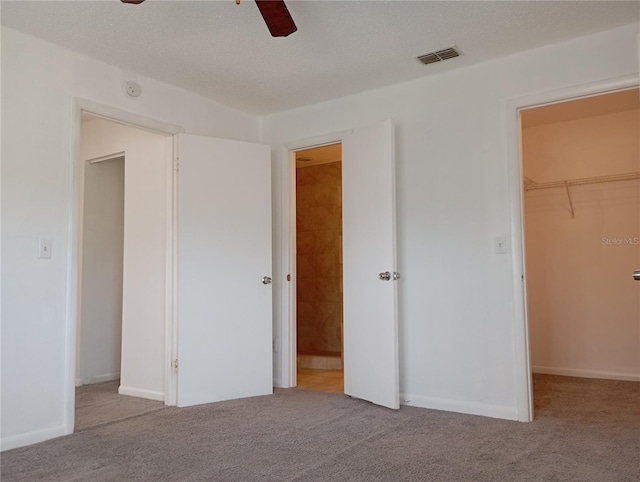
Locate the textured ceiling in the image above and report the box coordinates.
[2,1,639,115]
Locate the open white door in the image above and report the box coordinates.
[342,119,399,409]
[176,134,272,407]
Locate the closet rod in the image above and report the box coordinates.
[524,171,640,191]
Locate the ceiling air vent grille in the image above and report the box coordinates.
[417,46,460,65]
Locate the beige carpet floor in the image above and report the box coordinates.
[75,380,166,431]
[2,374,639,481]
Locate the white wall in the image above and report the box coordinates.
[77,151,124,386]
[523,110,639,181]
[1,26,259,450]
[523,109,640,380]
[2,20,639,451]
[261,23,640,419]
[80,118,169,399]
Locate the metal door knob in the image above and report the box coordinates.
[262,276,272,285]
[633,270,640,281]
[379,271,391,281]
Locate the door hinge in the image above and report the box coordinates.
[173,359,179,373]
[174,158,180,171]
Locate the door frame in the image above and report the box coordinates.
[505,74,638,422]
[66,98,183,433]
[278,130,351,388]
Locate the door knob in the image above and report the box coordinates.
[633,270,640,281]
[379,271,391,281]
[262,276,272,285]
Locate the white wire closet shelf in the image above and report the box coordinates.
[523,171,640,219]
[524,171,640,191]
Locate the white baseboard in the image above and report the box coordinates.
[88,372,120,384]
[532,365,640,382]
[76,372,121,386]
[400,393,519,421]
[118,385,164,401]
[1,424,68,452]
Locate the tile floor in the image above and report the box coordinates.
[296,369,344,394]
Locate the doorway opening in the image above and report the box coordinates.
[74,112,172,430]
[294,143,344,394]
[519,88,640,416]
[76,148,124,391]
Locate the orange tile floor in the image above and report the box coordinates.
[296,369,344,394]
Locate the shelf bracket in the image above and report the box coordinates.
[564,181,575,219]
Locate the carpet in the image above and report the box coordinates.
[75,380,166,431]
[2,375,639,481]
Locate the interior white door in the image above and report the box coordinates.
[342,119,399,409]
[176,134,272,407]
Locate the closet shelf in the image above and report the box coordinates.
[524,171,640,191]
[523,171,640,220]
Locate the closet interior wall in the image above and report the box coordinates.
[522,96,640,381]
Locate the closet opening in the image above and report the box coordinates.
[520,88,640,416]
[294,143,344,394]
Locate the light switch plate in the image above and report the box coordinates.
[494,235,508,254]
[38,238,52,259]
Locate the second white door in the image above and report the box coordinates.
[342,119,400,409]
[176,133,273,407]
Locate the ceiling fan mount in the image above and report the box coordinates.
[120,0,297,38]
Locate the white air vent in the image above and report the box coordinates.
[417,46,461,65]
